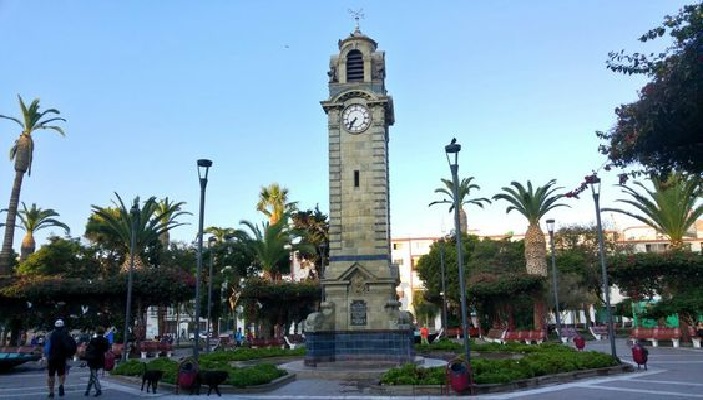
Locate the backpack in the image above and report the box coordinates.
[84,341,98,362]
[103,350,116,371]
[63,334,77,358]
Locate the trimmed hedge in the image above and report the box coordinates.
[111,349,291,387]
[382,345,618,386]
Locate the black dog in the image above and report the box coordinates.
[190,370,229,396]
[141,362,164,394]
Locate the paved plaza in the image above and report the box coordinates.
[1,338,702,399]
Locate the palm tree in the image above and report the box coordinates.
[256,183,297,225]
[156,197,188,248]
[204,226,236,243]
[0,95,65,274]
[238,215,313,281]
[0,202,70,261]
[429,177,490,234]
[493,179,568,276]
[86,193,190,271]
[603,173,703,249]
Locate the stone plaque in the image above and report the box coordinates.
[350,300,367,326]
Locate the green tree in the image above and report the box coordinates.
[599,3,703,176]
[291,205,329,279]
[256,183,297,225]
[86,194,190,271]
[602,173,703,249]
[0,95,66,274]
[204,226,235,243]
[429,177,490,234]
[1,202,70,261]
[493,179,568,276]
[16,236,99,278]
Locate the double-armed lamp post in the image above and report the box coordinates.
[194,159,212,362]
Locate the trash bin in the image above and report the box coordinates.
[574,335,586,351]
[446,358,469,393]
[176,357,199,394]
[632,343,648,370]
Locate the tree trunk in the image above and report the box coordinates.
[0,171,25,274]
[524,223,547,276]
[459,207,468,234]
[20,232,35,262]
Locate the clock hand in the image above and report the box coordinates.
[348,117,357,129]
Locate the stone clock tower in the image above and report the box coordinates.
[305,26,413,366]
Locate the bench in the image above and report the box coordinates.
[503,330,546,344]
[111,343,126,359]
[631,327,682,347]
[484,329,506,343]
[688,327,702,348]
[249,337,285,349]
[445,327,482,339]
[158,342,173,357]
[559,327,578,343]
[590,325,609,341]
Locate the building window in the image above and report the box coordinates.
[346,49,364,82]
[393,243,403,250]
[393,259,404,266]
[354,170,360,188]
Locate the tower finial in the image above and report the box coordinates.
[348,8,365,33]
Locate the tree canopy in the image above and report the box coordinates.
[598,3,703,176]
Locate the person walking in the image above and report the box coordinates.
[420,326,429,344]
[44,319,76,398]
[84,326,110,397]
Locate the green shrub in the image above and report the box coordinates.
[380,345,619,386]
[111,352,289,387]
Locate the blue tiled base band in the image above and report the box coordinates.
[304,330,415,367]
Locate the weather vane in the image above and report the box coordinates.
[348,8,365,32]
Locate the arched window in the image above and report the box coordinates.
[346,49,364,82]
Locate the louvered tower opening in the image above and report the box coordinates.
[346,49,364,82]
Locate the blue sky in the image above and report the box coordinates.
[0,1,688,249]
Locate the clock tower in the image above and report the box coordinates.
[305,25,413,366]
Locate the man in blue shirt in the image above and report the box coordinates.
[44,319,74,397]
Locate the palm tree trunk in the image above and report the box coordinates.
[20,232,35,262]
[0,171,25,274]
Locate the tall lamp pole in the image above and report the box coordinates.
[439,238,448,333]
[194,159,212,361]
[545,219,562,339]
[445,139,472,388]
[587,174,617,358]
[207,236,217,353]
[123,197,140,362]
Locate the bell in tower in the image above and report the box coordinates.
[304,17,413,368]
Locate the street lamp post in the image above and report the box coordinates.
[545,219,562,340]
[123,197,140,362]
[439,238,448,333]
[445,139,472,388]
[194,159,212,361]
[207,235,217,353]
[587,174,617,358]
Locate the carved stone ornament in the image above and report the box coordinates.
[350,272,368,294]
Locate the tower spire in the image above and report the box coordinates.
[348,8,365,33]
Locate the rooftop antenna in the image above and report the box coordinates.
[348,8,365,32]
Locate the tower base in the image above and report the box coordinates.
[304,329,415,367]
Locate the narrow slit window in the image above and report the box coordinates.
[354,170,360,188]
[346,49,364,82]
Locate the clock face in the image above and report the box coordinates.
[342,104,371,133]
